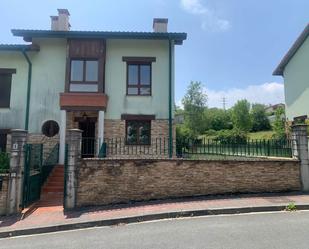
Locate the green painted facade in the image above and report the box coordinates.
[0,38,175,132]
[105,39,173,119]
[283,36,309,120]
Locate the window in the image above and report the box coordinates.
[0,70,14,108]
[126,120,151,145]
[69,59,99,92]
[42,120,60,137]
[0,131,7,152]
[127,63,151,96]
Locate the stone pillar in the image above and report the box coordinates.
[64,129,82,209]
[292,124,309,191]
[97,110,105,156]
[7,129,28,214]
[59,110,67,164]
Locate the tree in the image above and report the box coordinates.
[272,106,286,139]
[251,104,271,132]
[205,108,232,131]
[231,99,252,132]
[182,81,208,136]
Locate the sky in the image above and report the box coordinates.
[1,0,309,109]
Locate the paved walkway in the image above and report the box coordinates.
[1,192,309,236]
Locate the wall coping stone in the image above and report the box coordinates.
[82,158,299,163]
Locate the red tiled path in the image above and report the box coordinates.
[1,193,309,233]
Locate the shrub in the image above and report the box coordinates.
[215,129,248,144]
[0,152,9,173]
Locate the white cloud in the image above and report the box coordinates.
[204,82,284,108]
[180,0,230,31]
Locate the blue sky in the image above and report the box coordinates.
[1,0,309,108]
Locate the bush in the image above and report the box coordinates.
[0,152,9,173]
[203,129,218,137]
[215,129,248,144]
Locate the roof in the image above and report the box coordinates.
[11,29,187,45]
[273,23,309,76]
[0,44,40,52]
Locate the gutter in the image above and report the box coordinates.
[168,39,173,158]
[22,50,32,131]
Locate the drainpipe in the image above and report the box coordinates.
[168,39,173,158]
[22,50,32,131]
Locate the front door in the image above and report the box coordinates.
[78,119,96,158]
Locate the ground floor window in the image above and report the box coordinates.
[0,131,7,152]
[126,120,151,145]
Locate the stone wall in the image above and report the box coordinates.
[76,158,301,207]
[0,174,9,215]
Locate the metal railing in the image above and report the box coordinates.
[176,138,293,158]
[80,137,293,159]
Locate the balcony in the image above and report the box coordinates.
[59,92,108,111]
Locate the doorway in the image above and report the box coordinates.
[78,118,96,158]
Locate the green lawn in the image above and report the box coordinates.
[248,131,275,140]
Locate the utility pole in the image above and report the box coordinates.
[222,97,226,110]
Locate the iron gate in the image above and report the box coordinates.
[23,144,43,208]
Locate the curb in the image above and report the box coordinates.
[1,204,309,239]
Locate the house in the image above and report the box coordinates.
[265,103,285,123]
[0,9,187,162]
[273,23,309,121]
[265,103,285,116]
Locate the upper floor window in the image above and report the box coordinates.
[0,69,15,108]
[69,59,99,92]
[122,57,156,96]
[127,63,151,96]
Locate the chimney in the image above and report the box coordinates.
[50,9,70,31]
[50,16,59,31]
[57,9,70,31]
[153,18,168,32]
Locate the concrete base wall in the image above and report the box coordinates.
[76,158,301,207]
[0,175,9,215]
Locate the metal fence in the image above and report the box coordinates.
[176,138,293,158]
[80,137,293,159]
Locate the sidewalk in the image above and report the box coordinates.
[1,192,309,238]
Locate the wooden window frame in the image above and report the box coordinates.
[125,120,151,145]
[65,39,106,93]
[126,62,152,96]
[0,69,15,108]
[69,59,99,92]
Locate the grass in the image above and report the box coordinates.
[248,131,275,140]
[285,202,297,211]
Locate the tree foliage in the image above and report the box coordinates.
[205,108,232,131]
[182,81,208,136]
[272,106,286,139]
[231,99,252,132]
[250,104,271,132]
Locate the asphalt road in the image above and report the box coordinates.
[1,211,309,249]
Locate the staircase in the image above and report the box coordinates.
[39,165,64,206]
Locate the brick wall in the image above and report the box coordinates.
[76,158,301,207]
[103,119,175,158]
[0,175,9,215]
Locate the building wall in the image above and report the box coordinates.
[76,158,301,207]
[284,36,309,120]
[105,39,172,119]
[0,38,174,142]
[0,175,9,215]
[0,52,28,129]
[28,38,66,133]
